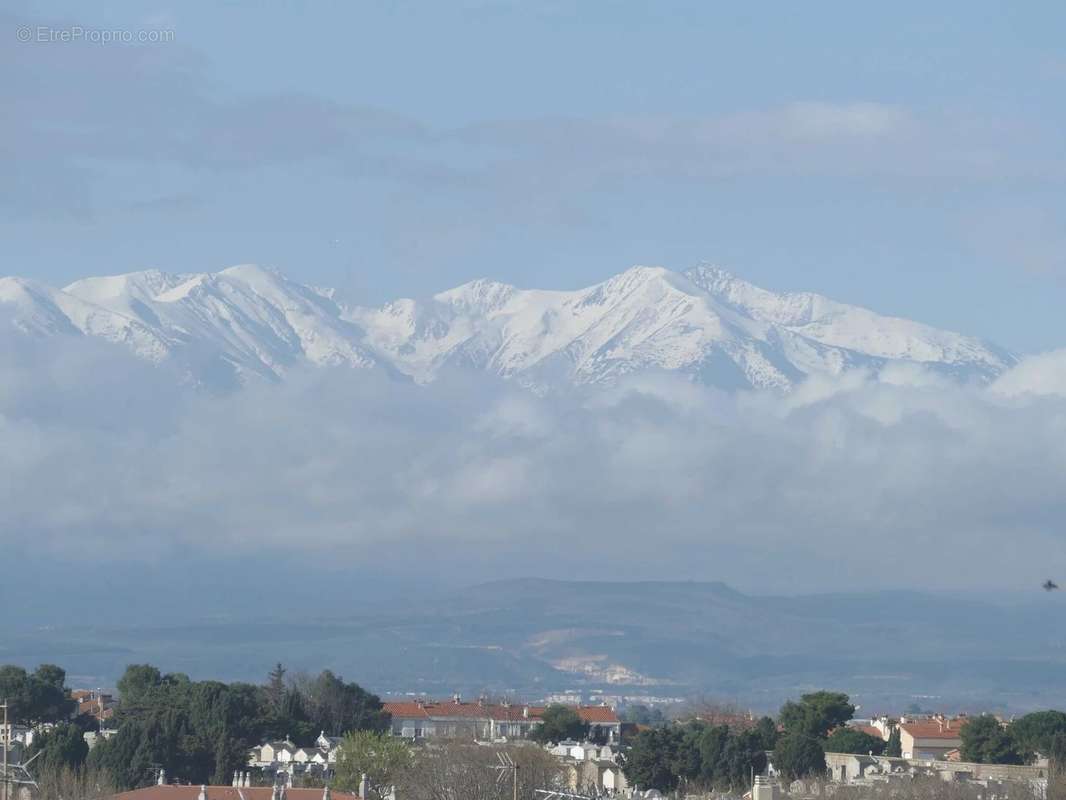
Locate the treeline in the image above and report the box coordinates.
[624,689,1066,792]
[623,715,778,791]
[0,664,78,725]
[88,663,389,788]
[623,691,885,790]
[961,711,1066,765]
[5,661,389,790]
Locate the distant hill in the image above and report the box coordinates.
[5,578,1066,713]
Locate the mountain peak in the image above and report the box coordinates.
[434,278,518,313]
[2,263,1017,391]
[219,263,285,283]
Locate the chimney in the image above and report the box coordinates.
[359,773,370,800]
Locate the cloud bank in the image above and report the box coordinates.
[3,330,1066,601]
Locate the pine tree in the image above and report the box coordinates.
[885,728,902,757]
[266,663,287,713]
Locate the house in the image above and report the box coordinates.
[72,689,117,723]
[249,734,339,772]
[898,717,966,760]
[84,728,118,749]
[847,722,889,741]
[382,696,621,743]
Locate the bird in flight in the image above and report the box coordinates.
[1043,579,1059,591]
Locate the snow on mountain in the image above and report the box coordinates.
[349,265,1015,390]
[1,265,381,388]
[685,265,1014,381]
[0,263,1016,391]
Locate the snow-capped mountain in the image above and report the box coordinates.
[1,265,381,389]
[350,265,1014,390]
[0,263,1015,391]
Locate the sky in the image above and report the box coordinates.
[2,2,1066,632]
[2,1,1066,353]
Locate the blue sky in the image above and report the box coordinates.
[3,1,1065,351]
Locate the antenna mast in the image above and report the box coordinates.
[0,701,40,800]
[3,700,7,800]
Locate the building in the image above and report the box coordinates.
[898,717,966,760]
[72,689,117,723]
[382,697,621,743]
[824,751,1047,792]
[847,721,889,741]
[249,733,342,773]
[84,728,118,749]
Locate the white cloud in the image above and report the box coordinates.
[3,336,1066,596]
[993,349,1066,397]
[780,101,910,140]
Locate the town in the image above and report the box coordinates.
[0,663,1060,800]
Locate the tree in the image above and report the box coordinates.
[772,733,825,780]
[29,724,90,774]
[29,665,76,724]
[266,663,287,713]
[85,721,158,790]
[399,742,562,800]
[333,731,413,800]
[34,765,117,800]
[824,727,885,755]
[960,715,1023,765]
[779,691,854,739]
[621,704,665,726]
[0,664,74,725]
[885,727,902,758]
[34,664,67,690]
[531,705,588,744]
[623,727,683,791]
[0,665,34,723]
[753,717,779,751]
[116,664,163,707]
[303,670,390,737]
[1010,711,1066,760]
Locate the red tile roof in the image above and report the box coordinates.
[113,787,360,800]
[383,701,619,724]
[849,724,885,740]
[900,719,966,740]
[574,706,621,724]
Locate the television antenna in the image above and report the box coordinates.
[494,751,519,800]
[534,790,602,800]
[1,701,40,800]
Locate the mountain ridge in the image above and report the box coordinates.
[0,263,1016,392]
[7,577,1066,712]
